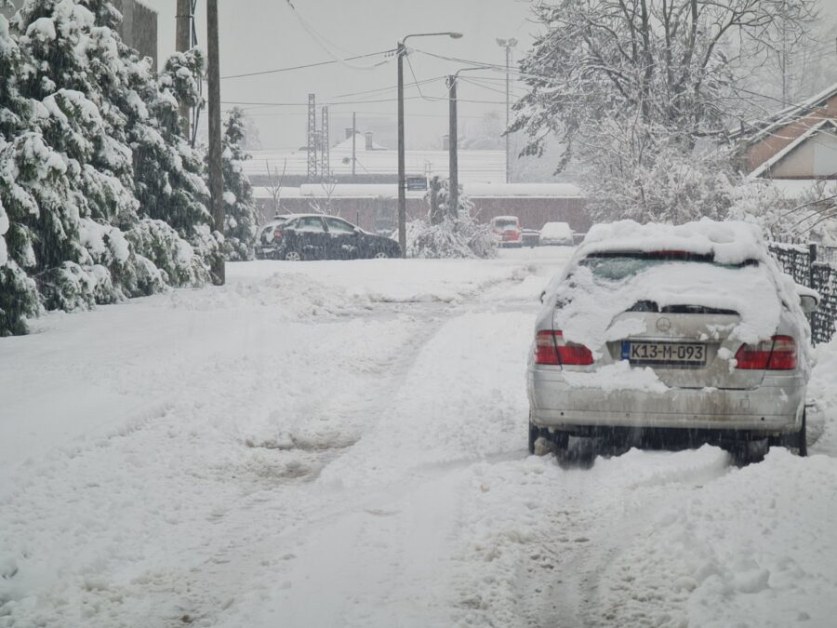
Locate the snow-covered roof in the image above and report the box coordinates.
[464,182,582,198]
[252,182,584,201]
[748,119,837,179]
[332,133,387,151]
[245,147,506,184]
[733,81,837,145]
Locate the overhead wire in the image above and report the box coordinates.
[282,0,392,71]
[221,49,395,80]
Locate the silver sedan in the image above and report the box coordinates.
[527,221,817,463]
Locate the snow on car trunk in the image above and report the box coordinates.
[555,260,784,388]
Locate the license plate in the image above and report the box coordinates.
[621,341,706,365]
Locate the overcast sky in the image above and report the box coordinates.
[141,0,538,149]
[140,0,837,151]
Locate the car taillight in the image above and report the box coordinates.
[535,330,594,366]
[734,335,797,370]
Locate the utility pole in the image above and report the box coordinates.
[352,112,357,178]
[397,40,407,256]
[447,75,458,218]
[496,37,517,184]
[175,0,192,138]
[207,0,224,285]
[397,32,463,257]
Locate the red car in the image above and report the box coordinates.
[490,215,522,248]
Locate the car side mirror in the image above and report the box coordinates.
[800,293,819,314]
[539,290,546,304]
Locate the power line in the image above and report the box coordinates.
[221,49,395,80]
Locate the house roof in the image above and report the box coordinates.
[732,81,837,145]
[748,118,837,179]
[245,147,506,184]
[252,182,583,201]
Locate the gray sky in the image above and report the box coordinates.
[140,0,837,150]
[142,0,537,149]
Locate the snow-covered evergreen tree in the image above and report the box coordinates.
[221,107,258,261]
[0,0,222,334]
[0,14,40,335]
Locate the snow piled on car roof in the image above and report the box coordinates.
[580,218,767,265]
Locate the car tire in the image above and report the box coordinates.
[373,251,388,259]
[284,250,302,262]
[798,411,808,456]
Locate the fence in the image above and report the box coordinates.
[768,242,837,345]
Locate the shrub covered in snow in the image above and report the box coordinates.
[407,181,495,259]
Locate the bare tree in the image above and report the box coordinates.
[264,159,286,216]
[513,0,818,223]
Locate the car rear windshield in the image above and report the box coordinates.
[494,219,517,228]
[579,251,758,281]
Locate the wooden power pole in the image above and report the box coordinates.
[207,0,224,285]
[175,0,192,138]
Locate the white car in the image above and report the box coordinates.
[527,219,817,464]
[539,221,574,246]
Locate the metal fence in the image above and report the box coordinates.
[769,242,837,345]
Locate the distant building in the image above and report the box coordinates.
[1,0,157,72]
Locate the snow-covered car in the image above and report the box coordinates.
[490,216,522,248]
[539,221,574,246]
[272,213,401,261]
[527,219,818,463]
[521,228,541,248]
[254,215,292,259]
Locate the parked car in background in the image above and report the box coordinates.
[522,228,541,248]
[267,213,401,261]
[539,221,574,246]
[254,215,292,259]
[490,215,522,247]
[528,220,817,465]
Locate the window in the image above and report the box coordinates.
[295,217,325,232]
[325,217,356,234]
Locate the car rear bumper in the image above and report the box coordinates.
[527,366,806,435]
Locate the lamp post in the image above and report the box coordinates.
[496,37,517,184]
[447,66,491,218]
[397,31,463,257]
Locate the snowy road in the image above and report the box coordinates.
[2,248,837,627]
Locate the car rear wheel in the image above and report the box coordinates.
[284,250,302,262]
[779,409,807,456]
[373,251,388,259]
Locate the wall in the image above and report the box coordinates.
[256,195,589,235]
[111,0,158,71]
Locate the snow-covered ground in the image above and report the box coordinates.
[1,247,836,628]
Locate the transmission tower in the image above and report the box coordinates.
[307,93,318,180]
[320,106,330,180]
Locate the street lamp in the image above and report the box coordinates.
[397,31,463,257]
[496,37,517,184]
[447,66,492,218]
